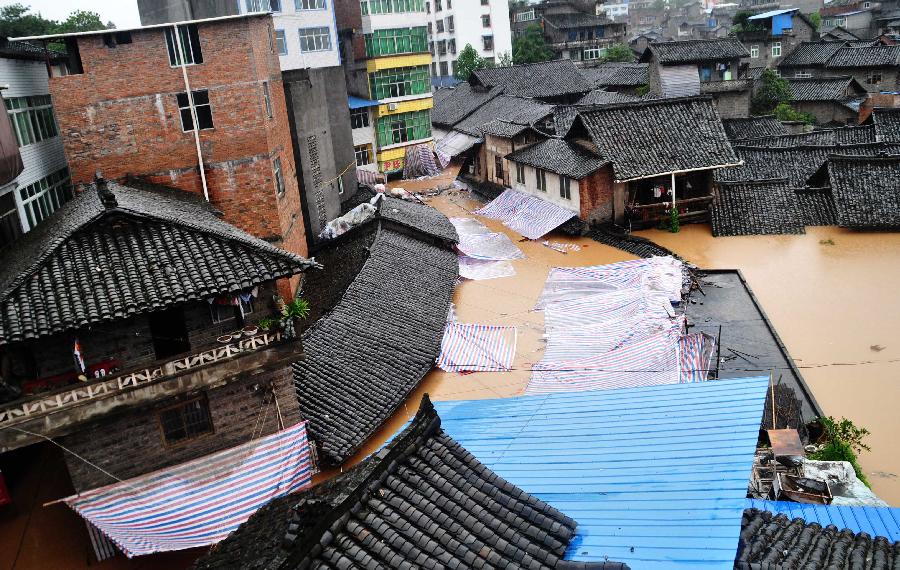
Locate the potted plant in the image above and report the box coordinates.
[256,298,311,339]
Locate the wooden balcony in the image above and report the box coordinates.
[0,331,301,452]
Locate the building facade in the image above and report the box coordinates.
[737,9,818,72]
[425,0,513,82]
[0,41,70,249]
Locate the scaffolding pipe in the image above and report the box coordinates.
[174,24,209,202]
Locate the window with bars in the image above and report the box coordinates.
[437,39,446,54]
[362,0,425,14]
[369,65,430,99]
[376,109,431,146]
[350,107,370,129]
[515,9,535,21]
[536,168,547,191]
[355,143,373,165]
[263,81,273,118]
[365,27,428,57]
[436,19,444,33]
[449,38,456,54]
[158,396,214,445]
[482,34,493,50]
[295,0,326,9]
[481,14,491,27]
[435,0,442,10]
[4,95,58,147]
[559,175,571,199]
[164,24,203,66]
[273,157,285,196]
[176,90,213,131]
[867,71,882,85]
[275,29,288,54]
[515,163,525,184]
[439,61,449,75]
[447,16,454,32]
[0,192,22,250]
[299,27,331,51]
[19,167,72,231]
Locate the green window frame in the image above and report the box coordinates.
[376,109,431,147]
[369,65,430,99]
[5,95,58,147]
[361,0,425,15]
[364,27,427,57]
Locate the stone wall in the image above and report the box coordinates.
[578,165,615,223]
[795,100,857,125]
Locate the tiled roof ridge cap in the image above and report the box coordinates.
[827,152,900,162]
[278,394,441,568]
[580,94,713,113]
[718,177,790,186]
[733,141,887,150]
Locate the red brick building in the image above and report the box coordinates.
[21,15,307,291]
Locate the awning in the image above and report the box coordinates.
[348,95,379,109]
[474,188,576,240]
[63,422,312,557]
[434,130,482,158]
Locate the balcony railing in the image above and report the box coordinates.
[0,331,283,425]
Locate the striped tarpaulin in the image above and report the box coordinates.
[679,332,717,383]
[458,256,516,281]
[437,323,517,372]
[402,143,442,179]
[474,189,576,240]
[450,217,524,261]
[64,422,312,558]
[537,257,683,308]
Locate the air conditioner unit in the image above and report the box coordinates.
[388,102,399,111]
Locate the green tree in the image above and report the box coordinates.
[774,102,815,125]
[652,0,666,10]
[454,43,487,80]
[498,50,513,67]
[512,24,553,65]
[807,12,821,31]
[751,69,791,114]
[0,3,54,38]
[52,10,110,34]
[602,43,635,62]
[731,11,764,34]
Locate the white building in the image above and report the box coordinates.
[240,0,341,69]
[598,1,629,21]
[0,41,70,249]
[426,0,513,83]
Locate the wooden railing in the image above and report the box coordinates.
[0,331,282,425]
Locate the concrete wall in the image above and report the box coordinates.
[59,363,301,491]
[510,161,581,214]
[794,100,858,125]
[427,0,513,79]
[710,89,752,119]
[483,133,513,186]
[283,66,357,240]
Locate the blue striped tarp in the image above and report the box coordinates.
[474,189,576,240]
[437,322,517,372]
[64,422,312,557]
[746,499,900,542]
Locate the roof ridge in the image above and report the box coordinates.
[579,94,714,113]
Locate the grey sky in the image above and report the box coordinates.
[1,0,142,29]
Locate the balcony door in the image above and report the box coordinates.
[148,308,191,360]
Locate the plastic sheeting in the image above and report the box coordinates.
[475,189,576,240]
[318,202,376,240]
[437,323,517,372]
[402,143,442,179]
[458,257,516,280]
[450,217,524,261]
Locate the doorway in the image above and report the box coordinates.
[148,308,191,360]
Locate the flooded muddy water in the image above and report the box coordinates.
[639,225,900,505]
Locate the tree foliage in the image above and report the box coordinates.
[0,3,109,39]
[751,69,791,115]
[497,50,513,67]
[806,12,821,31]
[774,102,815,125]
[602,43,635,63]
[809,416,872,487]
[454,43,487,80]
[731,11,764,34]
[512,24,553,65]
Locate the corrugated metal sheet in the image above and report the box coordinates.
[431,377,770,569]
[746,499,900,542]
[659,65,701,98]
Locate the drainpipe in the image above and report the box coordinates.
[174,24,210,202]
[671,171,676,209]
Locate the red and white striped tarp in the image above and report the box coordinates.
[537,257,683,308]
[356,168,384,186]
[437,323,517,372]
[450,217,524,261]
[63,422,312,558]
[474,189,576,240]
[679,332,717,383]
[402,143,442,179]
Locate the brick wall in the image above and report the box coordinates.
[49,16,308,268]
[711,90,751,119]
[578,164,615,223]
[60,363,301,492]
[795,101,857,125]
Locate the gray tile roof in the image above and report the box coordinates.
[471,60,592,100]
[577,96,740,181]
[579,63,649,88]
[506,138,610,179]
[430,83,502,128]
[453,95,555,137]
[553,105,579,137]
[642,38,749,64]
[0,181,316,345]
[736,125,877,147]
[827,154,900,229]
[736,509,900,569]
[193,395,628,570]
[778,41,846,67]
[795,187,838,226]
[376,196,459,243]
[699,78,753,93]
[825,45,900,67]
[293,228,457,466]
[785,76,865,102]
[872,107,900,142]
[722,115,788,140]
[711,179,805,236]
[481,118,531,138]
[578,88,647,105]
[821,25,860,41]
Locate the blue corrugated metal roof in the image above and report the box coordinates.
[746,499,900,541]
[431,377,770,569]
[348,95,379,109]
[748,8,797,19]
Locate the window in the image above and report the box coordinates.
[270,0,282,10]
[436,19,444,33]
[771,41,781,57]
[515,9,535,21]
[165,24,203,66]
[440,61,449,75]
[355,143,373,165]
[449,38,456,54]
[864,1,871,7]
[438,39,446,55]
[368,65,430,99]
[435,0,442,10]
[177,89,214,131]
[426,1,430,12]
[158,396,213,445]
[18,167,72,231]
[365,27,428,57]
[273,157,285,196]
[247,0,268,9]
[428,22,433,35]
[295,0,326,9]
[263,81,273,118]
[103,31,132,47]
[515,163,525,184]
[0,192,22,250]
[350,107,369,129]
[447,0,451,7]
[375,109,431,146]
[4,95,58,147]
[338,175,344,195]
[482,14,491,27]
[559,175,571,199]
[583,47,602,60]
[794,71,811,78]
[432,61,438,75]
[481,0,489,4]
[494,156,503,181]
[299,26,331,51]
[447,16,454,32]
[275,29,287,54]
[750,45,759,58]
[536,168,547,191]
[772,69,781,77]
[867,71,882,85]
[482,35,493,51]
[451,60,458,75]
